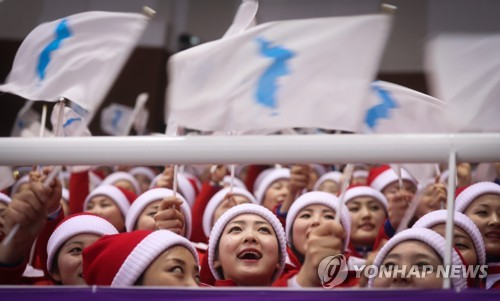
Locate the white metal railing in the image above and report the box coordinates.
[0,133,499,165]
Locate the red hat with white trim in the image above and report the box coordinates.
[82,229,198,287]
[367,165,417,192]
[46,213,118,272]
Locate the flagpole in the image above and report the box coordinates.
[442,150,456,289]
[54,99,66,137]
[1,166,60,247]
[335,164,353,223]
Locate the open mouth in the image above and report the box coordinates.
[237,249,262,260]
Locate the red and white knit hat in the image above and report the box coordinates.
[367,228,467,289]
[367,165,417,192]
[353,169,369,179]
[285,191,351,251]
[128,167,157,182]
[207,203,287,282]
[412,209,486,265]
[344,185,388,212]
[0,192,12,205]
[46,213,118,272]
[101,171,141,195]
[125,188,192,238]
[455,181,500,213]
[222,175,246,189]
[312,171,343,191]
[149,172,196,208]
[202,186,257,237]
[83,184,131,217]
[82,229,198,287]
[254,168,290,204]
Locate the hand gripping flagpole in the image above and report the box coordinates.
[1,165,60,247]
[3,99,67,247]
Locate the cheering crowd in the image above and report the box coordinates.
[0,161,498,289]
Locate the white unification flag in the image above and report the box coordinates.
[50,105,91,137]
[362,81,450,184]
[168,14,392,132]
[0,11,148,113]
[426,34,500,132]
[101,97,149,136]
[10,101,40,137]
[363,81,450,133]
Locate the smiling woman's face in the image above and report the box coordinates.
[51,233,101,285]
[464,193,500,258]
[372,240,443,289]
[214,214,280,286]
[291,204,336,256]
[346,196,386,248]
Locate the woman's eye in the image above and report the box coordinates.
[348,207,359,213]
[228,226,242,233]
[299,213,311,219]
[474,210,488,217]
[381,261,395,269]
[454,242,470,250]
[69,247,82,254]
[101,203,111,208]
[169,266,183,275]
[415,262,431,270]
[147,211,157,217]
[370,205,381,211]
[324,214,335,220]
[258,227,271,234]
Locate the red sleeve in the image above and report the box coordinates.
[244,165,269,192]
[189,182,222,244]
[0,258,28,285]
[272,266,298,287]
[199,248,216,286]
[32,210,65,276]
[69,170,90,215]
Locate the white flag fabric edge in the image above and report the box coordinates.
[50,105,91,137]
[168,14,392,132]
[0,11,149,113]
[425,34,500,132]
[363,80,450,134]
[101,103,134,136]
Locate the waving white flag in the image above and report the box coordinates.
[426,34,500,132]
[363,80,450,134]
[168,14,392,132]
[50,105,91,137]
[0,11,148,113]
[100,95,149,136]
